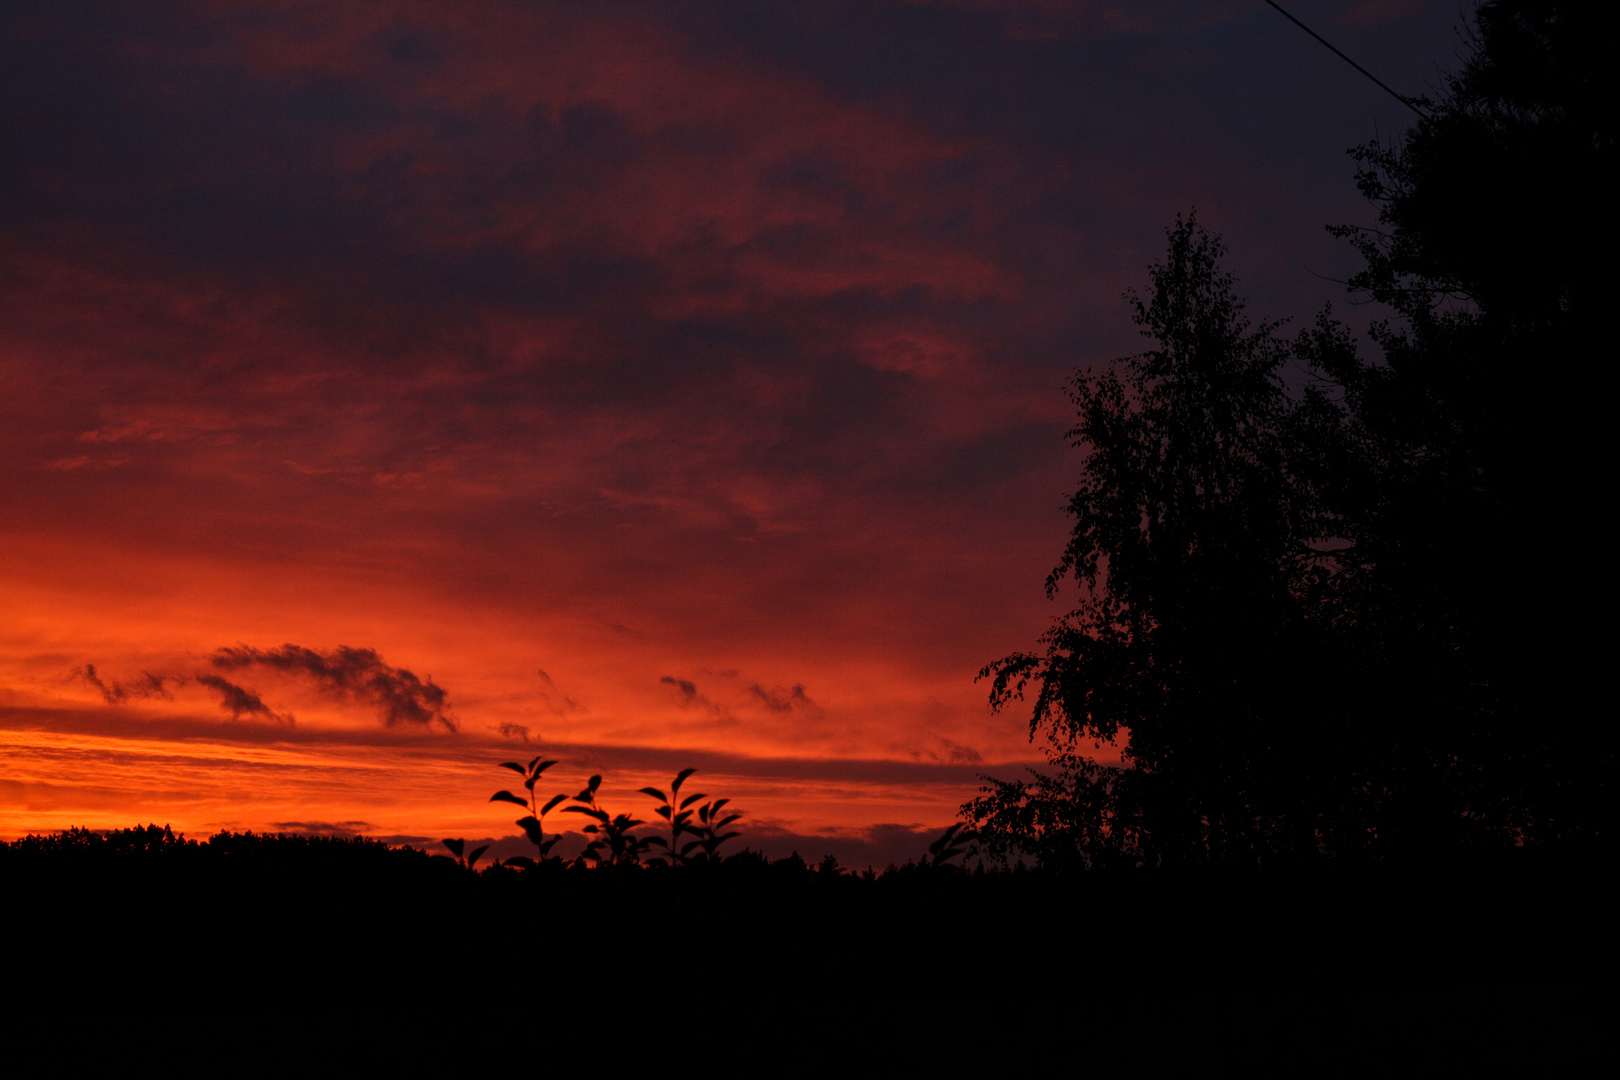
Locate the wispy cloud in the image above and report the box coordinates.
[534,669,584,715]
[194,673,292,724]
[661,675,702,703]
[76,665,177,705]
[748,682,816,714]
[74,645,452,731]
[660,674,735,722]
[210,644,453,731]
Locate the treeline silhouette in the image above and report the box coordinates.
[3,823,1608,1072]
[967,0,1614,869]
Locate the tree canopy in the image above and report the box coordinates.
[971,218,1357,867]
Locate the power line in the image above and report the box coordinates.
[1261,0,1430,119]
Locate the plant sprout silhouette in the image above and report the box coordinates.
[490,756,567,865]
[692,795,743,861]
[640,768,705,865]
[561,775,648,866]
[482,758,746,868]
[636,768,745,864]
[439,837,489,870]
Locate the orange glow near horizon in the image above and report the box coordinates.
[1,0,1442,864]
[0,536,1057,856]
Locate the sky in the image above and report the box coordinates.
[1,0,1464,865]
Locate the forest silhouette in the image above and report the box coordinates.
[3,2,1612,1070]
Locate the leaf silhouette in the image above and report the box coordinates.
[480,756,740,869]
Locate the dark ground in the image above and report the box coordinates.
[2,832,1611,1075]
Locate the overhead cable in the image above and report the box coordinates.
[1261,0,1430,119]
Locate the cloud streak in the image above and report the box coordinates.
[72,644,451,731]
[78,665,289,725]
[660,674,732,722]
[210,645,454,731]
[748,683,816,714]
[193,674,291,725]
[76,665,177,705]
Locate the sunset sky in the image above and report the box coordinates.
[1,0,1456,864]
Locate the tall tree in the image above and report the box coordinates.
[970,218,1349,868]
[1306,0,1615,849]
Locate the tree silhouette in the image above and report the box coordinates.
[1300,0,1614,851]
[971,217,1347,867]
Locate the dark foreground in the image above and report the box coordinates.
[3,829,1612,1075]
